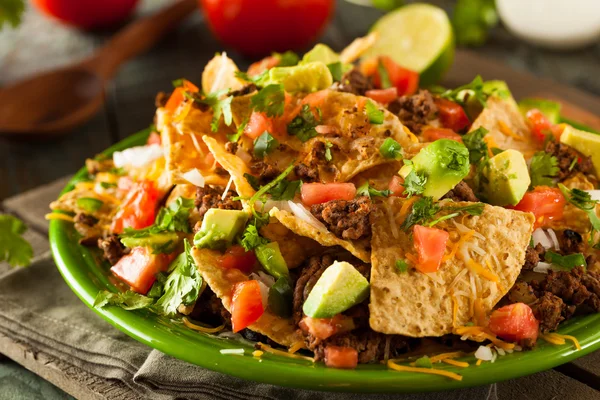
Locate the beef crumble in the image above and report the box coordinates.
[194,185,242,222]
[294,163,319,182]
[310,197,372,240]
[155,91,170,108]
[97,235,127,266]
[558,229,585,255]
[442,181,478,202]
[229,84,257,97]
[387,90,437,134]
[332,68,374,96]
[250,162,280,185]
[225,141,238,154]
[523,243,546,270]
[545,141,594,180]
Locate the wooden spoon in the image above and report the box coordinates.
[0,0,197,139]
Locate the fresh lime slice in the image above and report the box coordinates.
[364,3,455,87]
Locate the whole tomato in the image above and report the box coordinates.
[32,0,140,30]
[200,0,335,56]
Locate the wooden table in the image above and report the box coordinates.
[2,0,600,398]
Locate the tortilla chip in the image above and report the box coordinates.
[191,247,303,347]
[50,186,117,225]
[470,96,540,158]
[202,135,256,198]
[259,222,325,269]
[201,53,245,94]
[165,184,197,206]
[548,173,596,232]
[369,197,534,337]
[269,207,370,263]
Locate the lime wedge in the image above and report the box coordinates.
[364,3,455,87]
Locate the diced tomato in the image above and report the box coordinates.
[512,186,565,228]
[231,280,264,332]
[244,112,274,139]
[388,175,406,197]
[164,80,199,113]
[301,183,356,206]
[324,346,358,369]
[489,303,539,343]
[363,56,419,96]
[111,180,160,234]
[146,131,161,145]
[434,98,471,132]
[219,245,257,273]
[413,225,449,273]
[422,127,463,143]
[365,87,398,104]
[525,109,553,143]
[301,89,329,108]
[247,55,280,77]
[111,247,175,294]
[551,124,566,141]
[299,315,355,340]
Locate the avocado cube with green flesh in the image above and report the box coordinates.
[399,139,470,200]
[256,242,289,280]
[300,44,340,65]
[482,149,530,206]
[560,125,600,175]
[518,98,562,124]
[258,62,333,93]
[193,209,248,250]
[302,261,369,319]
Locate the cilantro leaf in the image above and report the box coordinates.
[235,70,268,86]
[0,0,25,30]
[190,90,233,132]
[287,104,320,142]
[228,118,248,143]
[273,51,299,67]
[244,173,300,200]
[251,84,285,117]
[402,167,428,198]
[356,182,391,198]
[155,197,195,233]
[529,151,559,187]
[428,202,485,227]
[401,197,440,231]
[154,240,203,317]
[240,219,270,251]
[558,184,600,245]
[244,173,261,191]
[441,75,487,107]
[380,137,402,159]
[248,164,295,220]
[366,100,384,124]
[462,127,489,164]
[254,131,279,158]
[94,290,154,311]
[395,259,409,273]
[0,214,33,268]
[324,141,333,162]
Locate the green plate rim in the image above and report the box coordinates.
[49,120,600,393]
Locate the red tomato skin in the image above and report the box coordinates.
[413,225,450,273]
[365,88,398,104]
[32,0,139,30]
[110,247,174,294]
[247,56,280,77]
[299,315,354,340]
[231,280,265,332]
[111,180,160,234]
[512,187,565,228]
[422,127,463,143]
[146,132,161,145]
[324,346,358,369]
[434,98,471,132]
[380,56,419,96]
[244,112,274,139]
[388,175,406,197]
[525,109,552,142]
[200,0,335,56]
[219,245,257,273]
[165,80,199,113]
[301,183,357,206]
[489,303,539,342]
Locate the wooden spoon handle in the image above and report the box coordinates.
[88,0,197,79]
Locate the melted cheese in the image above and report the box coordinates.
[387,361,463,381]
[45,213,75,222]
[498,120,524,141]
[288,341,305,354]
[257,343,314,362]
[442,359,469,368]
[182,317,224,333]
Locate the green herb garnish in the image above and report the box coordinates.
[395,259,409,273]
[94,290,154,311]
[76,197,104,213]
[254,131,279,158]
[462,127,489,164]
[379,137,402,159]
[0,214,33,268]
[287,104,320,142]
[251,84,285,117]
[366,100,384,124]
[529,152,559,188]
[191,90,233,132]
[356,182,391,198]
[558,184,600,246]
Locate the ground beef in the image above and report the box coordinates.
[530,292,570,333]
[387,90,437,133]
[74,213,101,246]
[190,287,231,328]
[312,330,409,364]
[74,213,98,227]
[229,84,257,97]
[250,162,280,185]
[310,197,372,240]
[85,158,114,174]
[293,141,333,183]
[545,141,594,180]
[523,243,546,270]
[225,141,238,154]
[442,181,478,202]
[97,235,126,266]
[155,91,170,108]
[333,68,374,96]
[559,229,585,255]
[533,267,600,312]
[194,185,242,222]
[294,163,319,183]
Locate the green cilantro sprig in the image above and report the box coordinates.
[0,0,25,30]
[380,138,402,159]
[401,196,484,231]
[287,104,321,142]
[462,127,489,164]
[558,184,600,246]
[187,90,233,132]
[356,182,391,198]
[0,214,33,268]
[253,132,278,158]
[250,84,285,117]
[529,152,559,188]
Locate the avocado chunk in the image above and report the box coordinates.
[560,125,600,175]
[268,277,293,318]
[120,231,179,253]
[302,261,369,319]
[518,98,561,124]
[255,242,289,279]
[481,149,530,206]
[193,209,248,250]
[300,44,340,65]
[399,139,471,200]
[257,62,333,93]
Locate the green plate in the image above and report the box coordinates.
[50,125,600,393]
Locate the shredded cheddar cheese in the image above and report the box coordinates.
[403,125,420,143]
[75,182,95,191]
[252,350,264,357]
[45,213,75,222]
[466,259,499,282]
[257,343,314,362]
[182,318,225,333]
[498,120,524,141]
[387,360,463,381]
[476,359,483,366]
[399,196,419,222]
[442,359,469,368]
[444,230,475,262]
[405,253,418,265]
[429,352,464,363]
[288,341,305,354]
[452,295,459,328]
[541,333,581,350]
[486,259,505,292]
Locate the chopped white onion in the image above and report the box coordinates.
[287,201,328,231]
[113,144,163,168]
[236,148,252,164]
[533,262,553,274]
[315,125,338,135]
[257,280,270,311]
[181,169,205,187]
[495,347,506,356]
[532,228,553,250]
[547,229,560,251]
[219,348,245,355]
[222,177,234,201]
[257,200,291,214]
[585,190,600,201]
[250,272,276,288]
[454,221,485,240]
[475,345,494,361]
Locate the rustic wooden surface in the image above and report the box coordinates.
[1,0,600,399]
